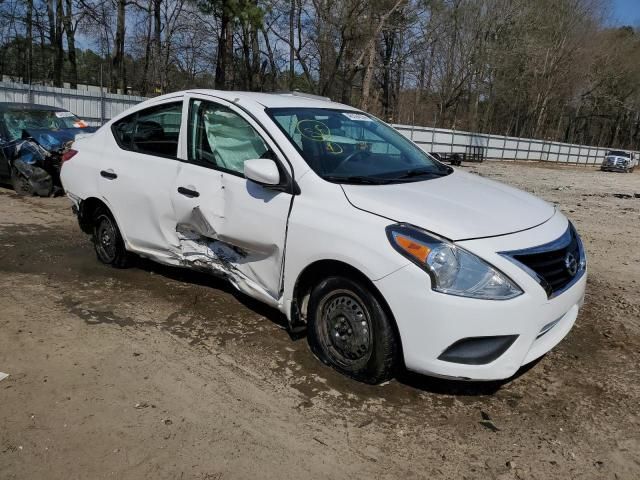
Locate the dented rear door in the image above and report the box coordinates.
[170,96,294,302]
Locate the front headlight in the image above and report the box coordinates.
[386,224,523,300]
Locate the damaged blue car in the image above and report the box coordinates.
[0,103,96,196]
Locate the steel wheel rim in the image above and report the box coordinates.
[316,289,373,368]
[96,216,117,262]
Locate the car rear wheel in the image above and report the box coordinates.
[93,207,131,268]
[11,167,34,196]
[307,276,398,384]
[11,165,53,197]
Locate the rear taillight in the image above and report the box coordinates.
[61,149,78,164]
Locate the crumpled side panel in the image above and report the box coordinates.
[175,224,278,307]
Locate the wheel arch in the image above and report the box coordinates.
[291,259,403,361]
[78,197,127,247]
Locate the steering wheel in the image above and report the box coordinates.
[333,149,369,172]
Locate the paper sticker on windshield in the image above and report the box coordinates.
[55,111,75,118]
[342,113,372,122]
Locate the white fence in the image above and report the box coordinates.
[393,124,636,165]
[1,80,633,165]
[0,81,145,125]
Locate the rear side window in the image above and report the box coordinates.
[112,114,136,147]
[112,102,182,158]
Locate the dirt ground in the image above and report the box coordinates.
[1,161,639,480]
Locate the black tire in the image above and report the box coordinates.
[92,207,131,268]
[10,165,53,197]
[307,276,398,384]
[11,167,35,196]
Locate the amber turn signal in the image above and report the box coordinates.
[394,234,431,263]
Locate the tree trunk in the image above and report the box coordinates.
[216,5,234,90]
[289,0,295,89]
[63,0,77,88]
[382,30,395,120]
[46,0,55,83]
[153,0,161,92]
[25,0,33,84]
[53,0,64,86]
[140,1,153,96]
[360,42,377,111]
[113,0,127,93]
[261,27,278,90]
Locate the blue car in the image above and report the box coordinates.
[0,103,96,196]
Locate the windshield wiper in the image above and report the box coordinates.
[391,167,452,180]
[323,175,394,185]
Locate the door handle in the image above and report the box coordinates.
[100,170,118,180]
[177,186,200,198]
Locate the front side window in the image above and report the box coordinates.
[267,108,451,184]
[112,102,182,158]
[188,99,269,175]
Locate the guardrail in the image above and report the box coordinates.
[1,81,634,165]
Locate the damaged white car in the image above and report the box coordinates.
[61,90,587,384]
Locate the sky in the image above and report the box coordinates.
[611,0,640,26]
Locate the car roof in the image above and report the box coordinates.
[182,90,359,111]
[0,102,68,113]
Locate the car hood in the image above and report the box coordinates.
[341,170,555,240]
[23,127,97,152]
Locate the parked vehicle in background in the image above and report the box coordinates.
[0,103,95,196]
[600,150,636,173]
[61,90,587,385]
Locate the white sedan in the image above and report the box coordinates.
[60,90,587,384]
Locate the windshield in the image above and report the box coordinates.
[267,108,451,184]
[607,150,630,157]
[2,110,86,141]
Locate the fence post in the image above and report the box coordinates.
[577,143,582,166]
[501,133,507,160]
[410,111,415,141]
[544,140,550,162]
[430,126,435,153]
[450,127,455,154]
[99,64,105,125]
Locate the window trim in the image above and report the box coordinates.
[111,101,183,160]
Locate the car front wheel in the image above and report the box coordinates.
[93,207,131,268]
[307,276,398,384]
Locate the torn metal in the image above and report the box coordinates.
[175,223,279,308]
[4,127,95,196]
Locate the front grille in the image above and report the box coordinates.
[501,225,585,298]
[605,157,628,167]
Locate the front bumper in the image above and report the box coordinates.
[374,212,586,381]
[601,163,630,171]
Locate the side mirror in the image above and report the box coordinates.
[244,158,281,186]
